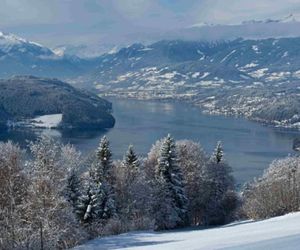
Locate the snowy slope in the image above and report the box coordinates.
[74,212,300,250]
[0,31,54,55]
[30,114,63,128]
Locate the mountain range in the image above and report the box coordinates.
[0,30,300,128]
[82,38,300,128]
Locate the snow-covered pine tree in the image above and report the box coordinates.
[153,134,188,230]
[116,145,140,221]
[96,182,117,222]
[152,173,179,230]
[92,136,113,184]
[87,136,117,224]
[211,141,223,164]
[65,169,82,210]
[75,181,101,224]
[123,145,140,182]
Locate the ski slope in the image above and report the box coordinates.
[74,212,300,250]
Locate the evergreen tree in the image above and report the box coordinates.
[97,182,116,221]
[65,169,82,210]
[123,145,140,182]
[88,136,117,223]
[75,181,101,224]
[116,145,141,221]
[212,141,223,164]
[153,174,179,230]
[92,136,113,184]
[153,134,188,230]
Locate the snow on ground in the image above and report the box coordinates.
[252,45,260,53]
[249,68,268,78]
[266,71,291,81]
[220,50,236,63]
[31,114,62,128]
[74,212,300,250]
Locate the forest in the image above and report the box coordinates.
[0,135,299,249]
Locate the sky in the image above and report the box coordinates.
[1,0,300,49]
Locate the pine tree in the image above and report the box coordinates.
[65,169,81,210]
[88,136,117,223]
[92,136,113,184]
[153,174,179,230]
[123,145,139,182]
[153,134,188,230]
[75,181,101,224]
[116,145,141,221]
[212,141,223,164]
[97,182,116,221]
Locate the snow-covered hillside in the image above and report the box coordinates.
[74,212,300,250]
[84,38,300,129]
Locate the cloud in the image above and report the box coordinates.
[0,0,72,26]
[192,0,300,25]
[111,0,154,18]
[0,0,300,48]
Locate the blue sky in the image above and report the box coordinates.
[1,0,300,47]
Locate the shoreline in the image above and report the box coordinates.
[103,94,300,133]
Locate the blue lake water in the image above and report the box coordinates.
[0,98,299,184]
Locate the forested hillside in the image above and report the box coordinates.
[0,76,115,129]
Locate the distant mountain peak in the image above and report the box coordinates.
[0,31,45,48]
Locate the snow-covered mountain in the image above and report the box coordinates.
[0,31,54,56]
[1,30,300,128]
[0,31,98,79]
[74,212,300,250]
[79,38,300,128]
[86,38,300,92]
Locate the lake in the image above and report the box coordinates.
[0,98,299,184]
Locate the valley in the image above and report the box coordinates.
[1,30,300,129]
[83,39,300,129]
